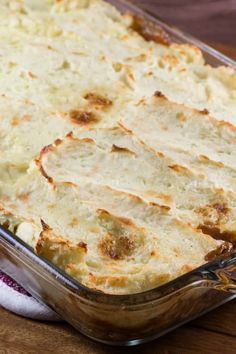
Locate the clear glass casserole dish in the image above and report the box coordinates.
[0,0,236,346]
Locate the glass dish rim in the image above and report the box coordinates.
[110,0,236,68]
[0,0,236,306]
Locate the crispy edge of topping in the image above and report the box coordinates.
[35,145,55,184]
[205,241,233,261]
[97,208,136,228]
[196,202,236,244]
[154,90,167,99]
[200,108,210,115]
[36,135,96,183]
[196,202,230,226]
[168,164,190,174]
[129,14,171,46]
[36,220,87,256]
[111,144,136,155]
[153,93,236,134]
[199,225,236,245]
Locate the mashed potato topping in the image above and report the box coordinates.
[0,0,235,294]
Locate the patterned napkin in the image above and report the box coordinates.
[0,270,60,321]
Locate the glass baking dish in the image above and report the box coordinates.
[0,0,236,346]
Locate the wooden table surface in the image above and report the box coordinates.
[0,299,236,354]
[1,1,236,353]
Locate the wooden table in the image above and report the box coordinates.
[1,1,236,353]
[0,300,236,353]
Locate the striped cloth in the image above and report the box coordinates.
[0,270,60,321]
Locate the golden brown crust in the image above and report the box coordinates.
[98,232,136,260]
[97,209,136,228]
[111,144,136,155]
[35,145,55,184]
[195,202,230,229]
[205,242,233,261]
[168,164,190,174]
[129,14,171,46]
[69,110,100,125]
[84,92,113,110]
[36,221,87,258]
[199,225,236,244]
[154,91,167,99]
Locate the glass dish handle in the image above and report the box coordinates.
[205,253,236,293]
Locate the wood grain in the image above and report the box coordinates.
[1,301,236,354]
[130,0,236,47]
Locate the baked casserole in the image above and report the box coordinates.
[0,0,235,295]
